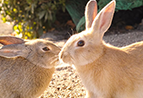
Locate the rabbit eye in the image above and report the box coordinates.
[42,47,50,51]
[77,40,85,47]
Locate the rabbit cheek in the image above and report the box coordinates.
[44,53,56,67]
[73,49,91,66]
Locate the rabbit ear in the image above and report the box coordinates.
[91,0,115,39]
[0,44,25,58]
[0,36,24,45]
[85,0,97,29]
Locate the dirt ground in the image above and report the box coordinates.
[0,15,143,98]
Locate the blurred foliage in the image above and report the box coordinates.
[66,0,143,32]
[0,0,66,39]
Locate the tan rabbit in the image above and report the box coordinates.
[59,0,143,98]
[0,36,60,98]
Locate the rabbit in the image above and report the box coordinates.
[0,36,60,98]
[59,0,143,98]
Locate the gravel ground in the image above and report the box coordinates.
[0,18,143,98]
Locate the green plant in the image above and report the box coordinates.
[1,0,66,39]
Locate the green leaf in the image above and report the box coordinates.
[31,3,36,13]
[76,16,85,32]
[25,6,30,11]
[26,0,32,4]
[45,12,48,22]
[38,11,46,19]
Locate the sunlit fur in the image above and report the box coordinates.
[59,0,143,98]
[60,30,104,66]
[75,41,143,98]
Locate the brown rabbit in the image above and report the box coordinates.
[59,0,143,98]
[0,36,60,98]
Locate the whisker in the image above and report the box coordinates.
[67,32,71,37]
[50,57,59,65]
[70,55,75,64]
[49,55,59,64]
[71,28,75,35]
[48,55,58,62]
[67,28,76,37]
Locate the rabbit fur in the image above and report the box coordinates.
[0,36,60,98]
[59,0,143,98]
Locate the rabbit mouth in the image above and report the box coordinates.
[37,55,59,69]
[49,55,59,66]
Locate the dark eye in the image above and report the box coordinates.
[42,47,50,51]
[77,40,85,47]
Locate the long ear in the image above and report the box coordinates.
[91,0,116,39]
[0,36,24,45]
[85,0,97,29]
[0,44,26,58]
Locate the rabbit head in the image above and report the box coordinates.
[0,36,60,69]
[59,0,116,66]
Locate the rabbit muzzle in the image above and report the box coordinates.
[59,50,72,65]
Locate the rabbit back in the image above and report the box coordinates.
[75,41,143,98]
[0,56,55,98]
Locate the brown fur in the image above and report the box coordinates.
[0,57,55,98]
[0,36,60,98]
